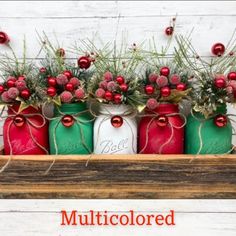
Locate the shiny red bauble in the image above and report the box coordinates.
[160,67,170,77]
[165,26,174,36]
[113,93,122,104]
[39,67,47,73]
[228,72,236,80]
[161,86,171,97]
[47,87,57,97]
[6,79,16,88]
[211,43,225,56]
[0,32,9,44]
[57,48,65,57]
[145,85,154,95]
[111,115,123,128]
[116,76,125,85]
[214,78,226,88]
[47,77,57,87]
[18,76,26,81]
[13,115,26,127]
[0,85,5,93]
[214,114,227,128]
[78,56,91,69]
[63,70,73,79]
[61,115,74,127]
[65,83,74,92]
[120,83,128,92]
[176,83,187,91]
[20,89,31,100]
[156,115,169,127]
[104,91,113,101]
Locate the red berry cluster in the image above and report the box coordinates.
[94,71,129,104]
[0,75,31,103]
[45,69,86,103]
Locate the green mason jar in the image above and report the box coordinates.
[49,103,93,154]
[185,105,232,154]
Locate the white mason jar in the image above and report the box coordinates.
[93,104,137,154]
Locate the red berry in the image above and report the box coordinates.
[113,93,122,104]
[39,67,47,73]
[214,78,226,88]
[145,85,154,95]
[120,83,128,92]
[0,85,5,94]
[160,67,170,77]
[116,76,125,85]
[228,72,236,80]
[165,26,174,36]
[18,76,26,81]
[104,91,113,101]
[161,86,171,97]
[78,56,91,69]
[20,89,31,100]
[48,77,57,87]
[63,70,73,79]
[65,83,74,92]
[47,87,57,97]
[6,79,16,88]
[176,83,187,91]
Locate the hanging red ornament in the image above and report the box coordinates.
[211,43,225,56]
[18,76,26,81]
[113,93,122,104]
[160,67,170,77]
[120,83,128,92]
[165,26,174,36]
[78,56,91,69]
[214,114,227,128]
[214,78,226,88]
[56,48,65,57]
[0,85,5,94]
[0,32,10,44]
[63,70,73,79]
[48,77,57,87]
[161,86,171,97]
[176,83,187,91]
[39,67,47,73]
[47,87,56,97]
[228,72,236,80]
[104,91,113,101]
[156,115,169,127]
[20,89,31,100]
[61,115,74,127]
[116,76,125,85]
[111,115,123,128]
[145,85,154,95]
[6,79,16,88]
[13,115,26,127]
[65,82,74,92]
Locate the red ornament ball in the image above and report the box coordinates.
[0,32,9,44]
[63,70,73,79]
[65,83,74,92]
[116,76,125,85]
[57,48,65,57]
[214,114,227,128]
[111,115,123,128]
[39,67,47,73]
[104,91,113,101]
[160,67,170,77]
[113,93,122,104]
[214,78,226,88]
[61,115,74,127]
[0,85,5,94]
[47,87,56,97]
[48,77,57,87]
[120,83,128,92]
[6,79,16,88]
[78,56,91,69]
[161,86,171,97]
[156,115,169,127]
[20,89,31,100]
[211,43,225,56]
[18,76,26,81]
[228,72,236,81]
[145,85,154,95]
[176,83,187,91]
[165,26,174,36]
[13,115,25,127]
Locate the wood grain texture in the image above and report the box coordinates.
[0,154,236,199]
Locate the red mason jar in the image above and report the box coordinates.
[138,103,184,154]
[3,103,49,155]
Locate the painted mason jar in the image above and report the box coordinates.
[3,103,49,155]
[93,104,137,154]
[185,105,232,154]
[139,103,185,154]
[49,102,93,154]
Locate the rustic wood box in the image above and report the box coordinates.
[0,150,236,199]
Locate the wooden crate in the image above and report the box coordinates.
[0,152,236,199]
